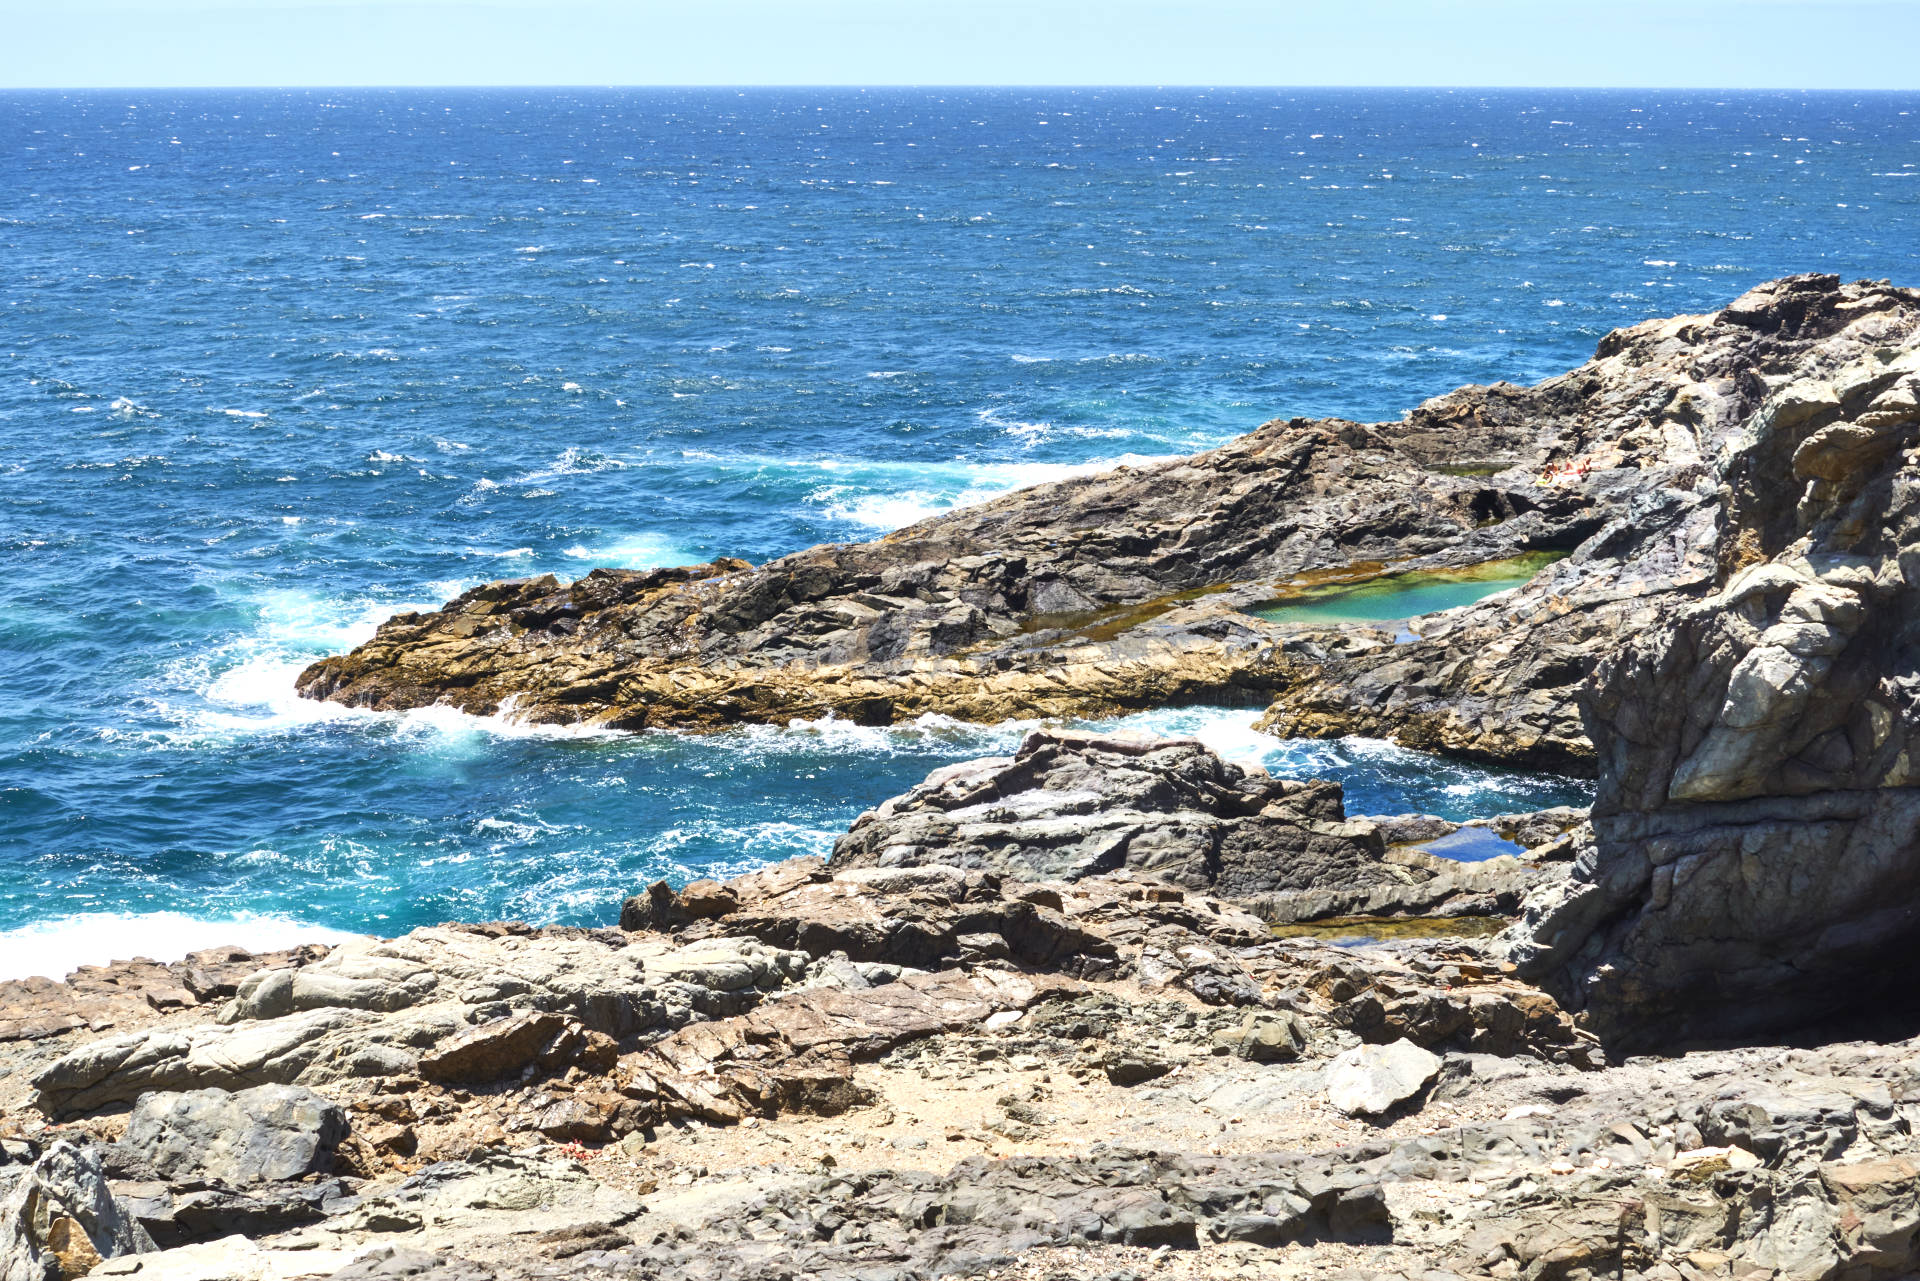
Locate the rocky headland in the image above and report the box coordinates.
[8,275,1920,1280]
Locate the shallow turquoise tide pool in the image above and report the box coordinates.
[1253,576,1534,625]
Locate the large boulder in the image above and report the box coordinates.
[830,729,1401,902]
[1507,282,1920,1048]
[1324,1039,1443,1117]
[120,1086,346,1186]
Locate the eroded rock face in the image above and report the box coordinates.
[30,927,804,1117]
[296,278,1920,781]
[1507,278,1920,1048]
[1260,277,1920,773]
[630,855,1599,1068]
[332,1148,643,1241]
[121,1086,346,1187]
[294,348,1605,742]
[0,1142,154,1278]
[829,729,1394,897]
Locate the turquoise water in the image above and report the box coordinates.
[7,88,1917,973]
[1251,564,1550,624]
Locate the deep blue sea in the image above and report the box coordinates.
[3,88,1917,977]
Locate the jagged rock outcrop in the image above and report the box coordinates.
[1506,276,1920,1048]
[295,372,1603,743]
[101,1029,1920,1281]
[30,927,804,1116]
[296,276,1920,783]
[1261,275,1920,773]
[0,1142,154,1278]
[825,728,1562,924]
[829,729,1392,894]
[629,855,1598,1066]
[17,275,1920,1281]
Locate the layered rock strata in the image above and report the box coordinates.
[826,728,1563,923]
[0,846,1916,1281]
[298,277,1920,783]
[1505,279,1920,1047]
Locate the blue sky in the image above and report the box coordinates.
[2,0,1917,89]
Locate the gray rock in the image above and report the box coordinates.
[1502,291,1920,1049]
[831,729,1417,904]
[334,1149,642,1241]
[33,928,802,1117]
[1230,1010,1311,1063]
[115,1177,351,1249]
[0,1141,154,1278]
[1325,1039,1442,1116]
[121,1085,346,1187]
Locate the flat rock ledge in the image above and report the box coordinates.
[0,848,1913,1281]
[0,742,1619,1281]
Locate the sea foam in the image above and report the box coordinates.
[0,912,367,983]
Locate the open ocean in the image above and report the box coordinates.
[3,88,1917,978]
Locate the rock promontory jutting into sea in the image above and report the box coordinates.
[1,274,1918,1278]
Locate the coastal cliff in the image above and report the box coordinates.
[1506,276,1920,1048]
[8,277,1920,1279]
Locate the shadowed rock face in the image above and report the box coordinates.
[1505,275,1920,1049]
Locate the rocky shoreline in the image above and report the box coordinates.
[8,274,1920,1280]
[0,742,1909,1281]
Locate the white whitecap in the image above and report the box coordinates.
[0,912,368,983]
[817,490,955,530]
[562,532,687,569]
[810,453,1175,532]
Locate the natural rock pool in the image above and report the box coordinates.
[1248,553,1567,626]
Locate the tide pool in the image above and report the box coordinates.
[1249,555,1566,625]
